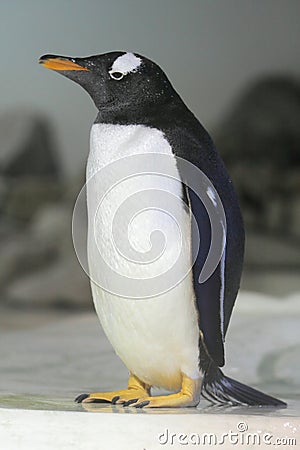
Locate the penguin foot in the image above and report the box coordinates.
[125,392,198,408]
[76,388,147,404]
[75,391,120,404]
[75,373,150,405]
[124,374,202,408]
[113,390,148,405]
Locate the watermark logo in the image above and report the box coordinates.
[72,153,226,299]
[158,422,297,446]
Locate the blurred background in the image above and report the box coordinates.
[0,0,300,404]
[1,0,299,312]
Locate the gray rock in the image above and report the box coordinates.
[0,109,65,221]
[289,194,300,239]
[0,109,92,309]
[5,257,91,309]
[30,203,72,255]
[2,176,64,221]
[0,169,89,307]
[215,76,300,243]
[217,77,300,163]
[0,232,58,290]
[245,231,300,268]
[0,109,60,178]
[241,270,300,297]
[2,197,90,308]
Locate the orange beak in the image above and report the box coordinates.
[39,56,89,71]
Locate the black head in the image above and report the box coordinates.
[39,51,179,120]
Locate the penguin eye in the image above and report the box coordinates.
[109,71,124,81]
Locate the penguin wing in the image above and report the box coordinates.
[173,128,244,368]
[186,184,226,366]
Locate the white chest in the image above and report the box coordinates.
[86,123,191,297]
[85,123,200,389]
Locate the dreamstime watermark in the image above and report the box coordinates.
[157,422,297,446]
[72,153,226,299]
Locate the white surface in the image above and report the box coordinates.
[0,407,299,450]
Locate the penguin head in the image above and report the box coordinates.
[39,51,176,114]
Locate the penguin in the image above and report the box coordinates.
[39,51,286,409]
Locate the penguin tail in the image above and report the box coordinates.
[201,364,287,408]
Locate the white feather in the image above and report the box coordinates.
[111,52,141,75]
[86,123,201,390]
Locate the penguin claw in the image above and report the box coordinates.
[134,400,150,408]
[75,393,89,403]
[123,398,139,407]
[75,393,112,404]
[111,396,120,404]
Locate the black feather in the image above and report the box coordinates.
[202,365,286,408]
[199,336,286,408]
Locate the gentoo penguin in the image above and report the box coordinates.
[39,51,286,408]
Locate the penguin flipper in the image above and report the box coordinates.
[176,131,244,367]
[187,185,225,366]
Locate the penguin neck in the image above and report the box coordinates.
[94,93,192,128]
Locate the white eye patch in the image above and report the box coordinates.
[109,52,142,80]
